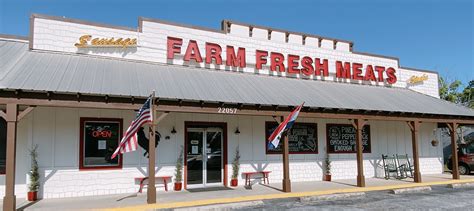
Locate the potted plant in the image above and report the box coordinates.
[323,153,331,181]
[28,145,40,201]
[231,147,240,187]
[174,146,184,191]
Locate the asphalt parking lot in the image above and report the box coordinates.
[235,185,474,210]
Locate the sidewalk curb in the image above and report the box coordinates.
[391,186,431,194]
[447,182,474,189]
[173,200,264,211]
[102,178,474,211]
[299,192,365,202]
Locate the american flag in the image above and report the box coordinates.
[111,97,153,159]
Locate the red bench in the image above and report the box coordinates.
[242,171,271,186]
[135,176,172,193]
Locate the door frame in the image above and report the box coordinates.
[184,121,228,189]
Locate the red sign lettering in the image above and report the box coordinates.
[166,37,398,84]
[255,50,268,70]
[92,130,112,138]
[226,46,246,68]
[205,42,222,65]
[315,58,328,77]
[301,56,314,76]
[167,36,182,59]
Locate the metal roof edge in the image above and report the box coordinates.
[2,88,473,119]
[404,87,474,113]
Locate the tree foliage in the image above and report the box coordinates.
[439,76,473,109]
[460,80,474,108]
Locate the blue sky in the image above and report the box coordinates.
[1,0,472,86]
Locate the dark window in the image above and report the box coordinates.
[0,118,6,174]
[265,122,318,154]
[80,118,123,170]
[326,124,371,154]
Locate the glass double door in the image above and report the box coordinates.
[186,128,223,188]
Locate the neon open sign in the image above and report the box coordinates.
[91,130,112,138]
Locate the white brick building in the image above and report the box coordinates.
[0,14,473,206]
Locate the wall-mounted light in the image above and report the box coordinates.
[171,127,177,134]
[234,127,240,134]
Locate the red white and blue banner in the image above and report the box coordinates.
[267,103,305,149]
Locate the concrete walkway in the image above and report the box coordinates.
[9,174,474,211]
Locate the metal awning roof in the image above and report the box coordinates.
[1,39,473,117]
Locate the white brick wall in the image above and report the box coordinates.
[33,18,139,59]
[399,68,439,98]
[0,107,442,199]
[31,16,439,97]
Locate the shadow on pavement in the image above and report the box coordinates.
[187,187,233,193]
[17,199,41,211]
[116,193,138,202]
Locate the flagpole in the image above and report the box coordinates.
[281,116,291,192]
[147,90,157,204]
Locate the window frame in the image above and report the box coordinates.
[265,121,319,155]
[79,117,123,171]
[326,123,371,154]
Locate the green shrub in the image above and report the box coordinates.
[324,154,331,175]
[232,147,240,179]
[28,145,40,192]
[175,146,184,182]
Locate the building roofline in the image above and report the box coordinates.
[31,13,138,32]
[352,51,400,63]
[222,19,354,46]
[138,17,224,34]
[400,66,439,74]
[0,34,28,41]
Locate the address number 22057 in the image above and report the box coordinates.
[217,107,238,114]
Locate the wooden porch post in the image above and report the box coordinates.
[3,104,18,211]
[448,122,460,179]
[282,117,291,192]
[353,119,365,187]
[407,121,422,183]
[282,134,291,192]
[147,94,157,204]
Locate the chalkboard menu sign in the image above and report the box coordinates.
[265,122,318,154]
[326,124,371,153]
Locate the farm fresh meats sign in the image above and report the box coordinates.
[167,37,398,84]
